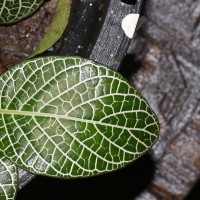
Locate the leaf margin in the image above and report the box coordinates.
[0,56,160,179]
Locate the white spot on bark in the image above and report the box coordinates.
[122,14,140,39]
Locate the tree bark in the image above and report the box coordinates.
[128,0,200,199]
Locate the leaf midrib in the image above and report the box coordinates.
[0,109,153,148]
[1,108,147,162]
[0,109,151,130]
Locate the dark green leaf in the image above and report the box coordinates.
[0,153,18,200]
[0,0,44,24]
[0,57,159,178]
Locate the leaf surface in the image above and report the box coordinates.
[0,0,44,24]
[0,153,18,200]
[0,57,159,178]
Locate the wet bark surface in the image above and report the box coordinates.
[126,0,200,199]
[0,0,58,71]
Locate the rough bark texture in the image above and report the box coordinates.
[127,0,200,199]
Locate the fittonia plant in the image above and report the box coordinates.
[0,0,44,24]
[0,57,159,199]
[0,2,159,200]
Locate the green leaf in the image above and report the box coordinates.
[0,153,18,200]
[0,0,44,24]
[0,57,159,178]
[30,0,71,57]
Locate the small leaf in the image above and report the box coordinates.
[30,0,71,57]
[0,153,18,200]
[0,57,159,178]
[0,0,44,24]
